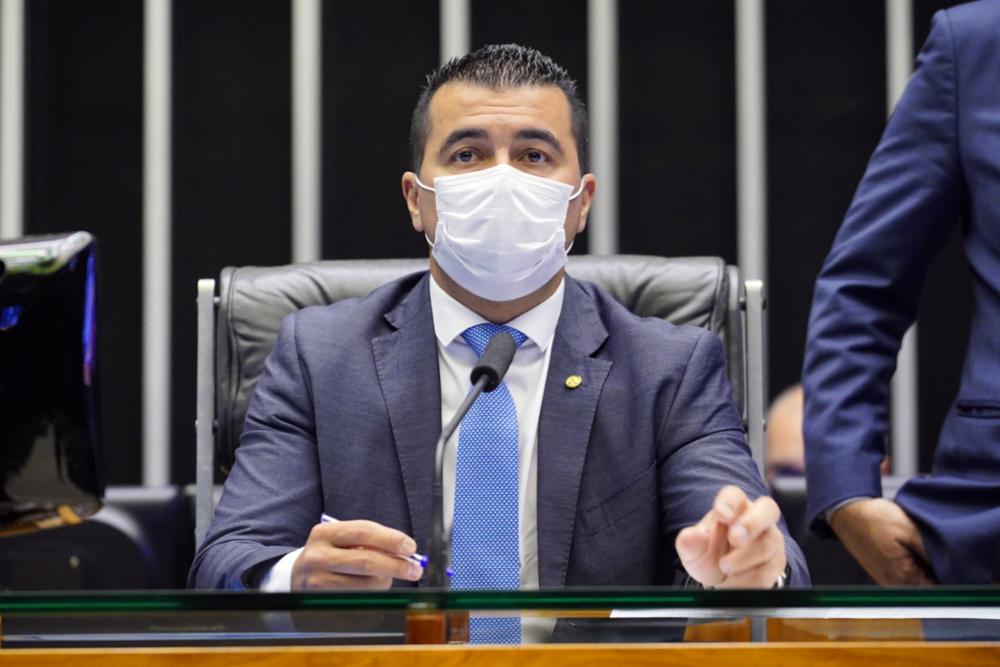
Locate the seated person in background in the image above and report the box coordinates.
[765,385,807,482]
[189,45,808,609]
[766,384,889,484]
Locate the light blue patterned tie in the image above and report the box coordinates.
[452,323,527,645]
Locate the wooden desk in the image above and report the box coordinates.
[1,642,998,666]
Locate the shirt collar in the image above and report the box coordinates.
[428,274,565,353]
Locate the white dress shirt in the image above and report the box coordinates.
[432,274,562,591]
[261,275,564,593]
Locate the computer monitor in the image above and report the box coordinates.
[0,232,104,537]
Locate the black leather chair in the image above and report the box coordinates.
[194,256,766,545]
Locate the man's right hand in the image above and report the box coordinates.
[291,519,424,590]
[829,498,936,585]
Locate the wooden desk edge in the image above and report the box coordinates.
[1,642,998,666]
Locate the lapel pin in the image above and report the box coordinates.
[565,374,583,389]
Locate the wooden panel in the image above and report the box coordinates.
[683,618,926,642]
[1,642,998,666]
[768,619,925,642]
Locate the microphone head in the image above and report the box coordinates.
[470,331,517,392]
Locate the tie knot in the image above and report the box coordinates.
[461,323,528,357]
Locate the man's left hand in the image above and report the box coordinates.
[675,485,787,588]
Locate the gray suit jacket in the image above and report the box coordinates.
[189,272,808,588]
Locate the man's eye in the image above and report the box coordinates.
[524,150,547,164]
[454,150,476,163]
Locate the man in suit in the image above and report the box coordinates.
[190,44,807,603]
[803,0,1000,585]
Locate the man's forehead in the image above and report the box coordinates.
[426,82,573,139]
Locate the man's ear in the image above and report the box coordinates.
[401,172,424,232]
[575,174,598,234]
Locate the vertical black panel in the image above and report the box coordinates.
[25,0,144,484]
[172,0,292,482]
[911,0,972,471]
[470,0,588,97]
[321,0,438,260]
[471,0,590,254]
[765,0,886,401]
[618,0,736,261]
[913,0,963,45]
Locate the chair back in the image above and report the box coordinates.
[212,255,746,473]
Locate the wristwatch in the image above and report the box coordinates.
[683,562,792,589]
[773,563,791,589]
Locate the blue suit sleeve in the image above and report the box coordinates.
[659,331,810,586]
[802,10,964,528]
[188,313,323,589]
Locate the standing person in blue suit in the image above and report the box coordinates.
[804,0,1000,585]
[190,45,807,609]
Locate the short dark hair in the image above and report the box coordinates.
[409,44,589,174]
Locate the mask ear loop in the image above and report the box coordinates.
[564,180,585,255]
[414,176,436,246]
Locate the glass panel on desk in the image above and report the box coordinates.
[1,588,998,647]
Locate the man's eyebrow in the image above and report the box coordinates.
[438,128,489,153]
[514,128,563,154]
[436,127,565,156]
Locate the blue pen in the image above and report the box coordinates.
[320,513,453,576]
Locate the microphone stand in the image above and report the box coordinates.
[425,373,490,589]
[425,331,516,589]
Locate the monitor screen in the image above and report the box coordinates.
[0,232,104,537]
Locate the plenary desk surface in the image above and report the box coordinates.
[0,587,998,663]
[2,642,1000,667]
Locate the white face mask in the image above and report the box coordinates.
[416,164,584,302]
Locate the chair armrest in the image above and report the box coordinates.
[744,279,766,473]
[195,278,217,547]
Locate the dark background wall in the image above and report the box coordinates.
[26,0,144,483]
[23,0,970,484]
[171,0,293,482]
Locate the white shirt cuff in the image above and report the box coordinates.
[258,547,304,592]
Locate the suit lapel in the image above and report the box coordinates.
[372,274,440,555]
[536,277,612,587]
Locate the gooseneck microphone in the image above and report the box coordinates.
[425,331,517,588]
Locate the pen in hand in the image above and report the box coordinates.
[320,513,453,577]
